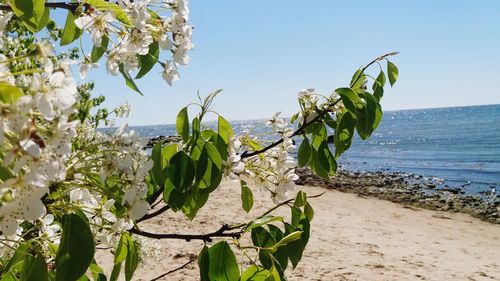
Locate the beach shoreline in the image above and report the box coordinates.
[96,179,500,281]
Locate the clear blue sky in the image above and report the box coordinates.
[79,0,500,125]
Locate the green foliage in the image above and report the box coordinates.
[355,92,383,140]
[10,0,48,33]
[297,137,312,167]
[387,60,399,86]
[84,0,132,25]
[23,254,48,281]
[218,116,233,144]
[119,64,143,95]
[136,41,160,79]
[60,10,82,46]
[0,83,24,104]
[241,180,254,213]
[176,107,190,141]
[55,214,95,281]
[206,241,240,281]
[91,35,109,63]
[334,110,356,158]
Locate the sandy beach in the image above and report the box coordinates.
[96,180,500,281]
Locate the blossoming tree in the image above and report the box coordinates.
[0,0,398,280]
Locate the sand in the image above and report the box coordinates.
[96,180,500,281]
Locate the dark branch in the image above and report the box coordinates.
[129,224,242,242]
[0,2,81,13]
[150,259,194,281]
[240,51,399,159]
[136,204,170,223]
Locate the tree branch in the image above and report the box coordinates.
[0,2,81,13]
[129,224,242,242]
[150,259,194,281]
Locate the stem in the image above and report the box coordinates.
[136,204,170,223]
[150,259,194,281]
[0,2,81,13]
[129,224,242,243]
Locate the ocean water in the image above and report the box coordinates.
[129,104,500,196]
[339,104,500,195]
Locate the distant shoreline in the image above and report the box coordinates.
[295,168,500,224]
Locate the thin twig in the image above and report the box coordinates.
[137,204,171,223]
[150,259,194,281]
[129,224,242,242]
[228,192,326,231]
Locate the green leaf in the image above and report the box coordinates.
[267,225,288,271]
[271,231,303,251]
[55,214,95,281]
[151,143,165,187]
[84,0,132,25]
[0,165,14,181]
[375,71,386,88]
[304,202,314,221]
[135,41,159,79]
[294,190,307,207]
[241,180,254,213]
[181,188,209,220]
[284,218,310,269]
[336,87,364,114]
[0,83,24,104]
[311,123,327,149]
[10,0,46,32]
[217,116,233,144]
[297,138,311,167]
[323,112,337,129]
[318,141,337,175]
[195,143,223,191]
[161,144,178,168]
[23,254,48,281]
[124,235,138,281]
[198,246,210,281]
[310,148,329,180]
[209,133,228,161]
[241,265,273,281]
[166,151,195,191]
[207,241,240,281]
[245,216,283,232]
[60,10,82,46]
[176,107,189,140]
[114,233,128,264]
[387,61,399,86]
[350,68,367,89]
[110,263,121,281]
[355,93,383,140]
[334,110,356,158]
[91,35,109,62]
[1,271,19,281]
[119,64,143,95]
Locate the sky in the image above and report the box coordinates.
[78,0,500,125]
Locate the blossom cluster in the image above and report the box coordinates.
[76,0,193,85]
[226,113,299,203]
[0,12,153,260]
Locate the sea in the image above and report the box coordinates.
[129,104,500,197]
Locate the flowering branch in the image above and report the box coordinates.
[129,224,242,242]
[240,51,399,159]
